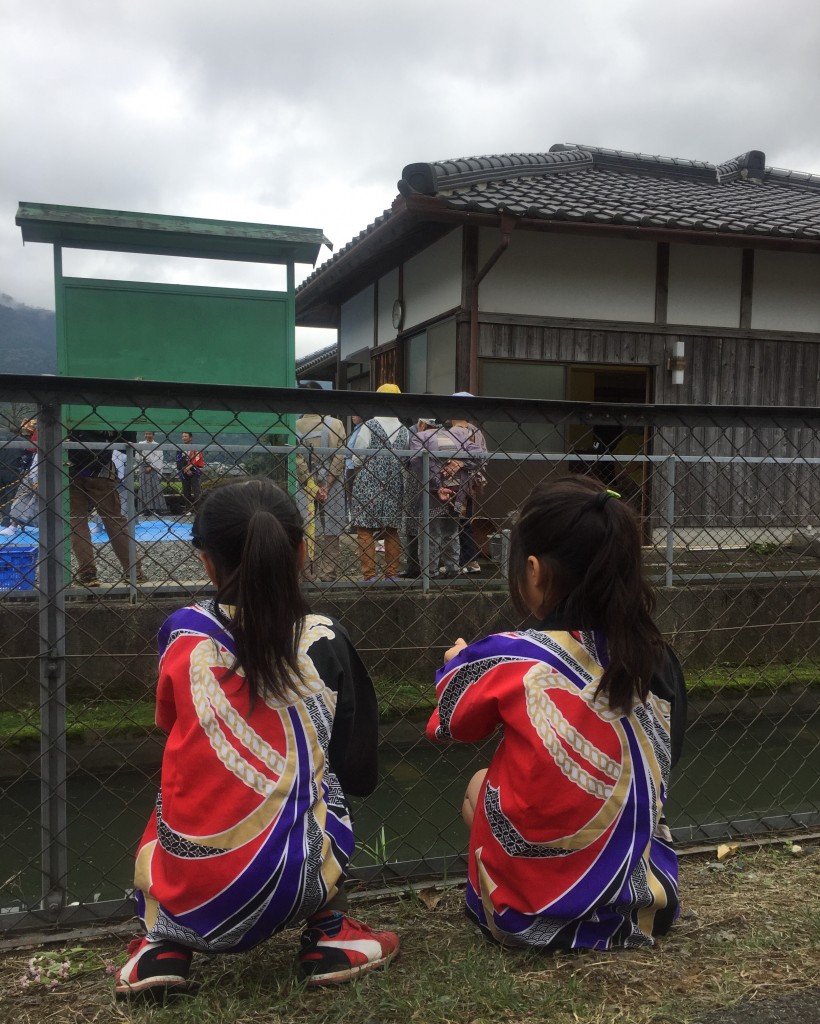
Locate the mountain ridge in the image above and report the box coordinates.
[0,295,57,374]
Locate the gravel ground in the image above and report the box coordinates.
[72,529,503,588]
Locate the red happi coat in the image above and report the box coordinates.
[428,622,686,950]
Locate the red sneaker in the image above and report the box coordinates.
[299,913,399,986]
[114,937,193,999]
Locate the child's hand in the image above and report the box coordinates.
[444,637,468,663]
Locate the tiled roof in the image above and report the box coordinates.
[403,145,820,238]
[296,145,820,300]
[296,342,337,375]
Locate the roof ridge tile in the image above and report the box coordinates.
[399,150,592,195]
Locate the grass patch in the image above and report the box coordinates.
[0,701,158,747]
[0,678,435,747]
[1,660,818,748]
[687,660,820,693]
[1,845,819,1023]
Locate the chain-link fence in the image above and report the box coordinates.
[1,373,819,937]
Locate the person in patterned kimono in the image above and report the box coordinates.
[428,476,686,951]
[349,383,409,581]
[116,480,398,998]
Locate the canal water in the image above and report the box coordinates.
[2,712,818,912]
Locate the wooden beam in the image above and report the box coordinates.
[740,249,755,330]
[475,310,820,344]
[655,242,669,325]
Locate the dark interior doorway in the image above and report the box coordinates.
[567,365,652,532]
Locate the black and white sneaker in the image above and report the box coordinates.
[115,937,193,999]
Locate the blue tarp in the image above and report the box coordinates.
[1,518,193,546]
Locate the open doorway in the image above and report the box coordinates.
[567,365,652,528]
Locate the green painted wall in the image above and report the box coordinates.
[59,278,295,434]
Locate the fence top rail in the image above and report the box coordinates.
[2,373,820,431]
[14,439,820,469]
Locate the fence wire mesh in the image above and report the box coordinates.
[1,374,819,936]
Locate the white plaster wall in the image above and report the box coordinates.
[340,284,374,359]
[477,230,656,322]
[377,268,400,345]
[752,251,820,333]
[667,244,741,328]
[403,228,462,328]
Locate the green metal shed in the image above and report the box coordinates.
[16,202,331,432]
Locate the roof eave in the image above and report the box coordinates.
[295,200,458,324]
[16,202,330,266]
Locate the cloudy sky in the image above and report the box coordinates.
[2,0,819,356]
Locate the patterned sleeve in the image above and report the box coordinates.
[155,623,185,735]
[427,636,514,744]
[155,608,200,735]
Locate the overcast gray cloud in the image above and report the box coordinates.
[2,0,819,356]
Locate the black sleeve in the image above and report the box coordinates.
[650,644,688,768]
[324,622,379,797]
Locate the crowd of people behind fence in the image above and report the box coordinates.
[295,381,490,583]
[2,382,493,585]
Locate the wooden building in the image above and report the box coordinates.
[295,146,820,529]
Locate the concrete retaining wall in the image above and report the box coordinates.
[1,579,818,707]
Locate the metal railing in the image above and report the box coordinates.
[1,373,819,936]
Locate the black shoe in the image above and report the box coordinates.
[115,937,193,999]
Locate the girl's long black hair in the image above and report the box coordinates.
[192,479,309,709]
[508,475,664,715]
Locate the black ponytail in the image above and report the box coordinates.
[509,476,664,715]
[193,479,309,710]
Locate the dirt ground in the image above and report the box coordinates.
[696,988,820,1023]
[0,842,818,1024]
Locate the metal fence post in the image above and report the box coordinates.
[125,445,138,601]
[664,456,677,589]
[37,399,68,917]
[421,450,430,594]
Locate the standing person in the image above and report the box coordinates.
[429,476,686,950]
[137,431,166,517]
[295,383,346,582]
[449,393,488,574]
[410,420,484,579]
[350,384,409,582]
[6,417,39,530]
[111,447,129,517]
[176,432,204,513]
[400,417,437,579]
[68,429,143,586]
[114,480,399,998]
[344,414,363,528]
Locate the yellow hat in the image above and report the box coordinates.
[376,383,401,394]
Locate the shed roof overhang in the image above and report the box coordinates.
[16,202,331,266]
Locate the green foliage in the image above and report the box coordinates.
[687,660,820,692]
[0,700,157,746]
[747,540,780,555]
[376,676,437,719]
